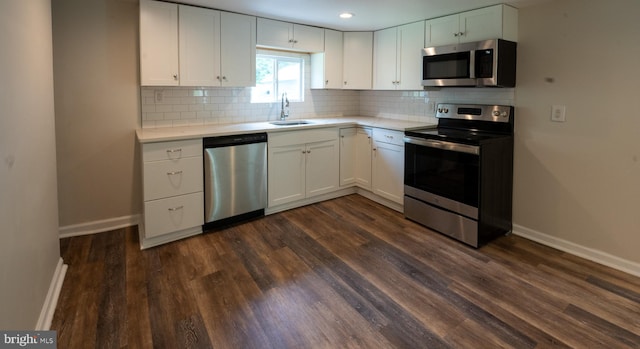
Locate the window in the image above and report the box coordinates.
[251,54,304,103]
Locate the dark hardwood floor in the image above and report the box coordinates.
[51,194,640,348]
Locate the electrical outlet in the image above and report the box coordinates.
[551,105,566,122]
[426,100,436,115]
[154,90,163,103]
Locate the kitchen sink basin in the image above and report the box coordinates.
[270,120,312,126]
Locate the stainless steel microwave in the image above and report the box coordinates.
[422,39,517,87]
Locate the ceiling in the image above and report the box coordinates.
[176,0,552,31]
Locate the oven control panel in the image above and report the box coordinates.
[436,103,512,123]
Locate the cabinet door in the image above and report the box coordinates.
[343,32,373,90]
[339,128,356,186]
[459,6,503,43]
[256,18,292,49]
[372,141,404,204]
[398,21,425,90]
[140,0,179,85]
[220,12,256,87]
[306,140,339,197]
[293,24,325,52]
[355,128,372,189]
[268,144,306,207]
[425,14,459,47]
[373,27,398,90]
[178,5,220,86]
[311,29,343,89]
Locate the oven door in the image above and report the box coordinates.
[404,136,479,218]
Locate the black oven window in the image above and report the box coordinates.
[406,144,479,207]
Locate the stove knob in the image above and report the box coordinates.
[443,108,449,113]
[437,108,442,113]
[492,110,501,117]
[501,111,508,118]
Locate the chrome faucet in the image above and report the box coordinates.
[280,92,289,120]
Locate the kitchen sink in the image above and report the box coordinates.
[270,120,312,126]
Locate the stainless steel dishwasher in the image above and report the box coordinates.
[203,133,267,229]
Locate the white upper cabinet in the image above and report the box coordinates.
[140,0,255,87]
[343,32,373,90]
[425,4,518,47]
[373,27,397,90]
[374,21,424,90]
[178,5,220,86]
[311,29,343,89]
[220,12,256,87]
[140,0,179,85]
[257,18,324,52]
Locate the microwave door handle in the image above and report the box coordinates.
[404,136,479,155]
[469,50,476,79]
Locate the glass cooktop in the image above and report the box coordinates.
[405,127,512,145]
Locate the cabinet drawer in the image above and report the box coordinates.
[144,192,203,238]
[143,156,203,201]
[373,128,404,146]
[143,139,202,162]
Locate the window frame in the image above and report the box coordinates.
[252,54,304,104]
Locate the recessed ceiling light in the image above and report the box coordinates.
[339,12,354,19]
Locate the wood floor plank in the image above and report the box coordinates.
[124,227,153,349]
[51,194,640,349]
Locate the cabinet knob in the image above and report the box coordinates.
[326,80,329,85]
[344,81,347,85]
[173,74,178,80]
[217,76,221,81]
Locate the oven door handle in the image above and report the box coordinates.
[403,136,480,155]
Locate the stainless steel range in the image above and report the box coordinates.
[403,103,514,247]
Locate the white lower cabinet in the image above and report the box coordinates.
[339,128,356,186]
[140,138,203,248]
[372,128,404,204]
[268,128,339,208]
[339,127,404,206]
[355,127,373,189]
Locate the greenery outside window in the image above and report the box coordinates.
[251,54,304,103]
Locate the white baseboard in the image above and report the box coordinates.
[59,214,140,238]
[36,257,67,330]
[513,224,640,278]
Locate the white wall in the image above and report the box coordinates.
[52,0,142,229]
[0,1,62,329]
[514,0,640,265]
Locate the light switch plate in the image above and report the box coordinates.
[551,105,566,122]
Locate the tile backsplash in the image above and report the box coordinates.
[140,51,515,128]
[141,86,515,129]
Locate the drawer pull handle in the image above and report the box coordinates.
[166,148,182,153]
[167,171,183,176]
[168,206,183,212]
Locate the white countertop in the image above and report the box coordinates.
[136,116,436,143]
